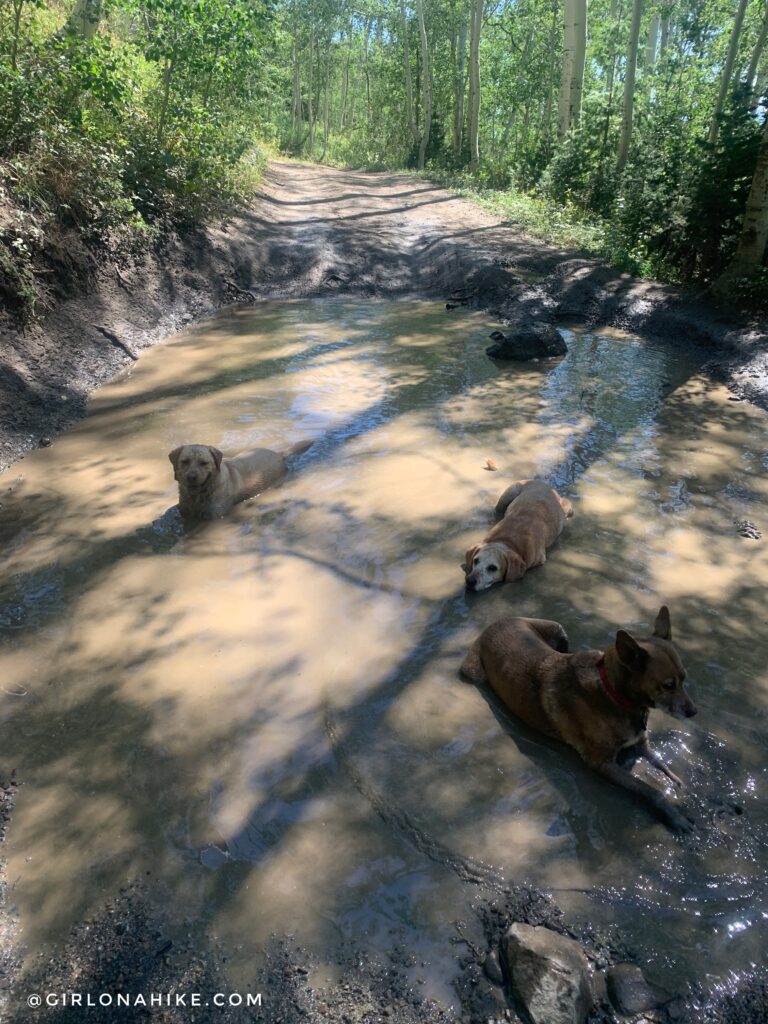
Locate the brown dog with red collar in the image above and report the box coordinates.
[460,607,696,831]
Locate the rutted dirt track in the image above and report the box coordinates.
[2,162,768,1024]
[1,161,766,472]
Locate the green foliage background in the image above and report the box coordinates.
[0,0,276,315]
[1,0,766,318]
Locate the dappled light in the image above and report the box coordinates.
[1,298,767,1003]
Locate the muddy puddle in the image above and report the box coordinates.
[1,299,767,1005]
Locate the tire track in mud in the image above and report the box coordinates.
[324,701,762,924]
[323,703,509,893]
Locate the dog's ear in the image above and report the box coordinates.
[207,446,224,472]
[464,545,480,573]
[653,605,672,641]
[168,446,183,469]
[503,550,526,581]
[615,629,647,669]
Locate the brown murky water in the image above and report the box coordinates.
[1,299,767,1000]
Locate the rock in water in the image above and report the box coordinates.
[605,962,673,1015]
[487,321,567,361]
[501,923,591,1024]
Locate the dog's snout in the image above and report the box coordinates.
[684,702,697,718]
[465,576,477,591]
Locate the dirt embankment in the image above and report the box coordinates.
[2,162,767,1021]
[1,161,767,473]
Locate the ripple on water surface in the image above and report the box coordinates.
[0,299,766,993]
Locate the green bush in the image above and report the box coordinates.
[0,0,276,316]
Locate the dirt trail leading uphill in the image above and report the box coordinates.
[0,161,765,472]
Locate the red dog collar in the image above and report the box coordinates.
[596,657,639,713]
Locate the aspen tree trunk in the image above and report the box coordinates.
[616,0,642,171]
[601,0,622,152]
[543,0,559,151]
[415,0,432,169]
[645,12,659,71]
[308,30,316,152]
[62,0,103,40]
[399,0,418,146]
[292,39,302,149]
[745,2,768,107]
[341,21,353,128]
[468,0,483,170]
[707,0,749,147]
[321,58,330,161]
[500,108,516,151]
[714,114,768,289]
[453,18,468,158]
[364,17,372,121]
[569,0,587,128]
[659,11,670,59]
[558,0,576,139]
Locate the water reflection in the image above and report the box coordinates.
[0,299,766,995]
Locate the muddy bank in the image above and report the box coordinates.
[1,161,766,473]
[6,877,692,1024]
[1,165,767,1023]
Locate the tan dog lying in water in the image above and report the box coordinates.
[464,479,573,591]
[169,440,313,520]
[460,607,697,831]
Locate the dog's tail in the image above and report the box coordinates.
[280,438,315,460]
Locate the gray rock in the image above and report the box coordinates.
[501,923,591,1024]
[483,949,505,986]
[486,321,567,361]
[605,962,673,1015]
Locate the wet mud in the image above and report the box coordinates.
[1,162,767,476]
[1,299,767,1020]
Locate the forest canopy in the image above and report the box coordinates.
[1,0,767,311]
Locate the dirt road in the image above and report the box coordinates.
[1,161,766,473]
[2,162,767,1023]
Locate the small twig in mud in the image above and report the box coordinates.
[115,267,132,291]
[222,278,255,302]
[452,920,483,958]
[93,324,138,360]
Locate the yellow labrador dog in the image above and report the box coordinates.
[169,439,313,521]
[464,479,573,591]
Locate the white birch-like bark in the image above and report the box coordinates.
[292,38,302,148]
[453,18,468,157]
[616,0,642,171]
[557,0,576,139]
[468,0,483,170]
[659,12,670,57]
[399,0,418,146]
[415,0,432,170]
[645,12,660,71]
[543,0,559,150]
[63,0,102,39]
[745,2,768,107]
[707,0,749,146]
[715,114,768,288]
[569,0,588,128]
